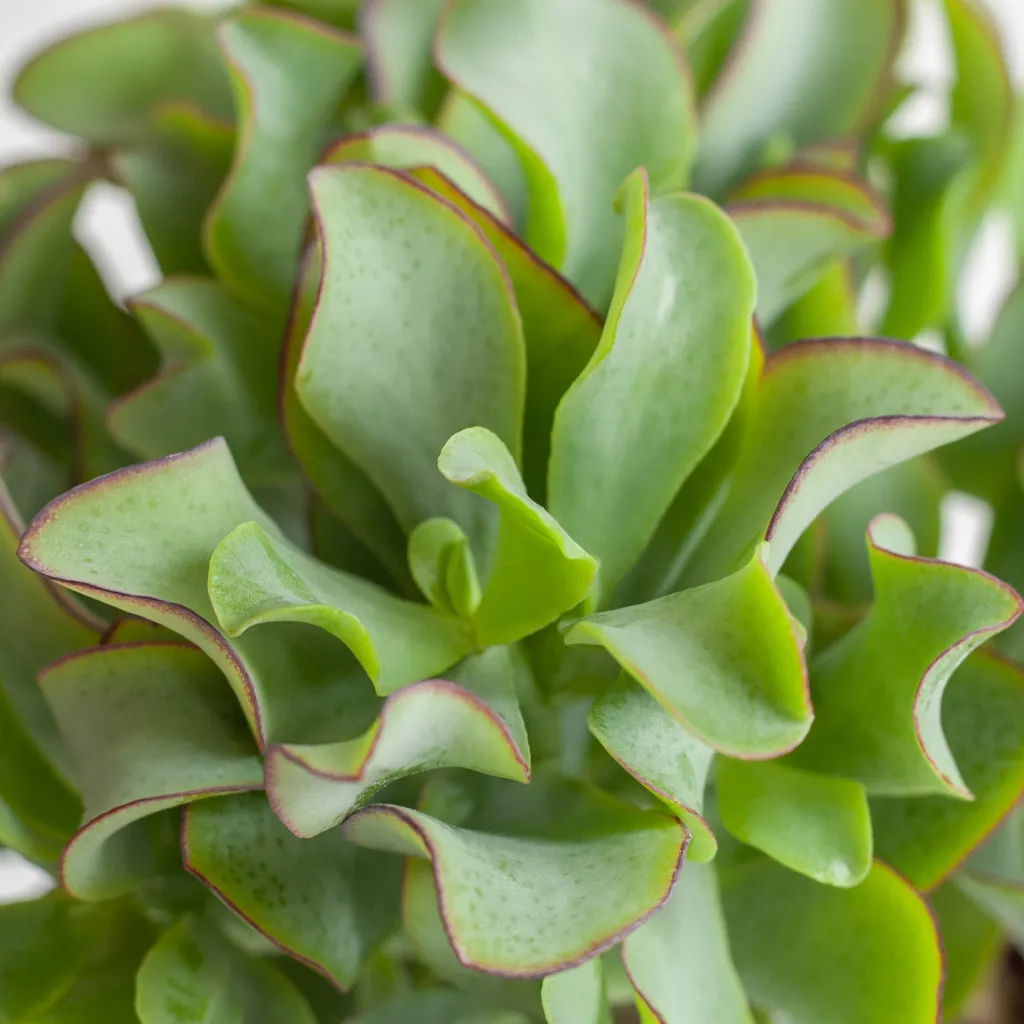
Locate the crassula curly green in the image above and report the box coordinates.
[3,0,1024,1021]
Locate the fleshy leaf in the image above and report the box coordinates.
[872,652,1024,889]
[412,167,601,501]
[208,519,471,694]
[693,0,903,193]
[587,679,716,861]
[113,102,234,276]
[565,547,810,759]
[136,914,318,1023]
[19,439,387,746]
[542,958,608,1024]
[323,125,509,222]
[266,646,531,839]
[204,9,362,307]
[726,167,890,326]
[685,338,1004,584]
[362,0,447,115]
[623,862,753,1024]
[183,791,401,990]
[408,517,480,616]
[342,778,686,976]
[13,9,231,142]
[791,515,1022,796]
[437,0,695,307]
[297,164,525,550]
[109,278,292,484]
[548,171,755,601]
[722,859,942,1024]
[39,643,262,900]
[717,759,871,886]
[439,427,596,644]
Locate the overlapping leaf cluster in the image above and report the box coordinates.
[2,0,1024,1021]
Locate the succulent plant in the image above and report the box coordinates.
[2,0,1024,1021]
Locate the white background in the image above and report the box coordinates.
[0,0,1022,902]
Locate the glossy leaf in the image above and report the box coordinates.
[722,859,942,1024]
[439,428,596,645]
[205,9,362,307]
[183,792,401,990]
[792,515,1022,796]
[565,547,810,759]
[266,646,531,839]
[623,862,753,1024]
[297,164,525,550]
[587,679,717,861]
[685,338,1004,584]
[13,9,231,142]
[40,643,262,899]
[549,171,755,600]
[542,958,608,1024]
[342,779,686,976]
[717,759,871,886]
[693,0,903,193]
[437,0,695,307]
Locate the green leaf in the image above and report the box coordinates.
[342,778,686,976]
[19,438,386,746]
[726,167,890,326]
[40,643,262,899]
[437,0,695,307]
[109,278,293,485]
[280,245,411,589]
[954,871,1024,950]
[323,125,510,222]
[411,167,601,502]
[880,134,974,339]
[587,679,717,861]
[13,9,231,143]
[684,338,1004,584]
[296,164,525,551]
[542,958,608,1024]
[771,261,859,344]
[208,519,471,694]
[362,0,449,116]
[136,914,319,1024]
[204,9,362,308]
[623,862,753,1024]
[265,645,531,839]
[722,859,942,1024]
[791,515,1022,796]
[871,653,1024,889]
[565,547,810,758]
[408,517,480,616]
[548,171,755,601]
[114,102,234,276]
[692,0,903,194]
[718,759,871,886]
[439,428,596,644]
[183,792,401,990]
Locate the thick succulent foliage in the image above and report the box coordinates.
[3,0,1024,1021]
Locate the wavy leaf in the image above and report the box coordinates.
[183,791,401,990]
[565,547,810,758]
[717,759,871,886]
[693,0,903,193]
[791,515,1022,796]
[437,0,695,307]
[342,778,686,976]
[40,643,262,899]
[587,679,716,861]
[13,9,231,142]
[297,164,525,551]
[549,171,755,601]
[623,862,753,1024]
[266,645,531,839]
[685,338,1004,583]
[205,9,362,307]
[722,858,942,1024]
